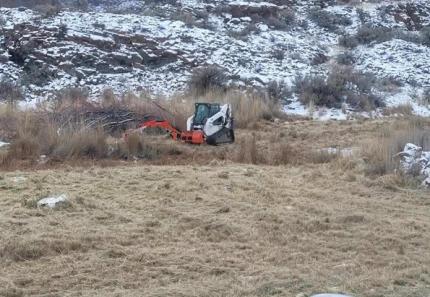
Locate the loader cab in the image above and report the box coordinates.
[193,103,221,126]
[187,102,235,145]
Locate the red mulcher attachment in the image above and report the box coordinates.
[135,119,205,145]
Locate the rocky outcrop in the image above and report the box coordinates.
[1,20,184,91]
[222,2,282,19]
[398,143,430,187]
[1,0,430,118]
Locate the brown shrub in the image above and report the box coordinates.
[52,128,108,159]
[235,134,261,164]
[188,66,228,95]
[3,111,47,162]
[115,132,162,160]
[53,87,92,112]
[294,66,384,111]
[270,143,301,165]
[309,8,352,31]
[382,104,414,116]
[0,151,13,168]
[7,134,40,160]
[125,133,144,157]
[379,172,422,191]
[0,79,24,105]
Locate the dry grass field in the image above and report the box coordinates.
[1,118,430,297]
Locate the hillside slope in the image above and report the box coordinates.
[0,0,429,117]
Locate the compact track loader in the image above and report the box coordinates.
[132,103,234,145]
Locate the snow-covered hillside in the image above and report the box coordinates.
[0,0,429,118]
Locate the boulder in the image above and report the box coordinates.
[398,143,430,187]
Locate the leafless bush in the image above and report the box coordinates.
[7,134,40,160]
[228,23,260,40]
[356,8,370,24]
[272,48,285,60]
[382,104,414,117]
[0,16,6,27]
[339,25,422,48]
[22,63,55,86]
[52,128,108,160]
[0,79,24,105]
[75,0,88,11]
[267,80,291,104]
[422,27,430,46]
[311,52,329,65]
[336,52,356,65]
[269,142,301,165]
[2,111,48,163]
[354,26,393,43]
[222,91,281,127]
[378,76,404,93]
[309,8,352,31]
[175,11,198,28]
[421,88,430,105]
[114,132,164,160]
[281,9,297,27]
[295,75,340,108]
[266,16,287,30]
[188,66,228,95]
[56,87,89,102]
[57,23,68,39]
[294,66,384,110]
[34,3,62,17]
[235,134,261,164]
[145,0,177,5]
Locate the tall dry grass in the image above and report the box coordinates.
[99,88,283,130]
[170,89,283,129]
[362,118,430,176]
[0,88,284,167]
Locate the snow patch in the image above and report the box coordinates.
[0,140,9,148]
[398,143,430,187]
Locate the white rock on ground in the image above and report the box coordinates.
[12,176,27,183]
[0,140,9,148]
[37,194,69,208]
[398,143,430,187]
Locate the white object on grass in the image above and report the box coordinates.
[398,143,430,187]
[0,140,9,148]
[37,194,68,208]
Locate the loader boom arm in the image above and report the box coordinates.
[138,119,205,145]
